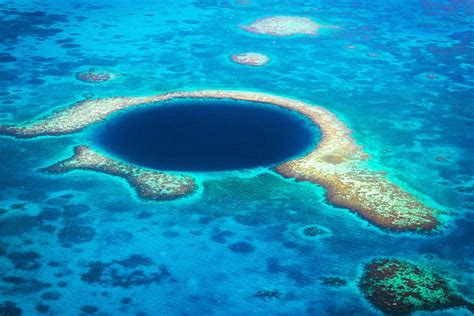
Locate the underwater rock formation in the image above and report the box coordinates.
[360,258,474,314]
[241,16,337,37]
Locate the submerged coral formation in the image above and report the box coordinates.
[254,289,281,300]
[302,225,327,237]
[75,68,122,83]
[81,254,171,288]
[43,146,196,200]
[320,276,348,287]
[0,90,441,231]
[360,259,474,314]
[231,52,269,66]
[241,16,337,37]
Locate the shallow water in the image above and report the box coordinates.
[0,0,473,315]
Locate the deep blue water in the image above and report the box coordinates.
[92,100,318,171]
[0,0,473,315]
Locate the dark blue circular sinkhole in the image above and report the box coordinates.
[91,99,319,172]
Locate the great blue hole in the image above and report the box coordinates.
[90,99,320,172]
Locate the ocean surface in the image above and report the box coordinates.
[0,0,473,315]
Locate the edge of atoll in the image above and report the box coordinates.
[43,145,197,201]
[0,90,441,231]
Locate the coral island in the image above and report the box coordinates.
[231,52,269,66]
[241,16,338,37]
[360,258,474,314]
[0,90,441,231]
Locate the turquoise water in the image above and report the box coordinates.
[0,0,473,315]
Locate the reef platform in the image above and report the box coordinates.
[360,258,474,314]
[0,90,441,231]
[43,145,196,200]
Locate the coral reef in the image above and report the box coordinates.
[320,276,347,287]
[81,254,171,288]
[0,90,441,231]
[75,68,122,83]
[7,251,41,271]
[302,225,327,237]
[231,52,269,66]
[360,258,474,314]
[228,241,255,254]
[43,146,197,201]
[241,16,338,37]
[254,289,281,300]
[0,301,22,316]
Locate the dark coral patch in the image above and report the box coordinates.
[81,254,170,288]
[7,251,41,270]
[0,215,43,236]
[27,78,46,85]
[163,231,180,238]
[0,53,17,63]
[2,276,51,295]
[0,8,67,43]
[228,241,255,254]
[320,276,348,287]
[254,289,281,300]
[57,223,95,245]
[37,207,62,221]
[266,258,313,286]
[36,304,50,313]
[210,228,234,243]
[0,71,17,82]
[10,203,26,210]
[81,305,98,314]
[303,226,326,236]
[61,43,81,49]
[40,291,61,301]
[0,301,22,316]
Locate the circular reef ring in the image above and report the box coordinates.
[0,90,441,232]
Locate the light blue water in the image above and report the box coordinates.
[0,0,473,315]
